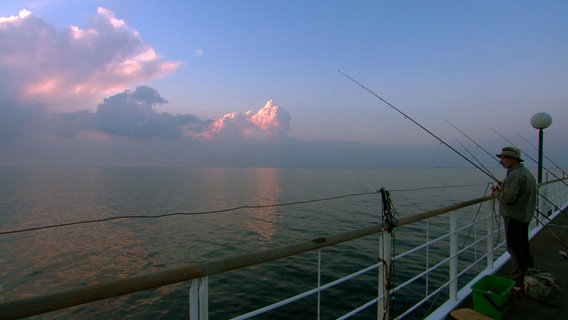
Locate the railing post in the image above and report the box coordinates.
[540,183,550,217]
[317,249,322,320]
[189,277,209,320]
[487,210,495,269]
[536,183,541,226]
[449,212,458,302]
[378,230,391,320]
[189,279,199,319]
[200,276,209,320]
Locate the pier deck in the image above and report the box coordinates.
[456,210,568,319]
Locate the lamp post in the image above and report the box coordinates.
[530,112,552,183]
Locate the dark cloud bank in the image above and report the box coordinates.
[57,86,207,140]
[0,86,471,168]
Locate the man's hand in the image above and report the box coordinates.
[491,182,502,197]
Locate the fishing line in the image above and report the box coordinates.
[532,212,568,251]
[517,132,568,178]
[492,197,502,243]
[448,123,567,210]
[447,120,499,164]
[450,135,568,218]
[538,193,564,214]
[547,224,568,229]
[338,71,500,183]
[446,125,567,220]
[389,182,488,192]
[460,183,495,249]
[424,183,495,317]
[455,139,495,181]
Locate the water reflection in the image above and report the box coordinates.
[0,168,154,301]
[245,168,282,243]
[192,168,283,245]
[6,223,150,295]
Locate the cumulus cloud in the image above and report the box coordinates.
[95,86,204,140]
[200,100,291,141]
[250,100,291,135]
[0,9,31,23]
[91,94,292,142]
[1,82,291,145]
[0,7,182,112]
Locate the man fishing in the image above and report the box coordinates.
[492,146,537,283]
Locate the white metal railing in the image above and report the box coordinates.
[1,178,566,320]
[187,178,568,319]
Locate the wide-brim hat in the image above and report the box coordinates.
[496,146,524,162]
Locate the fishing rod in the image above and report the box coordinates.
[491,128,568,187]
[447,124,567,211]
[444,118,568,250]
[492,128,542,167]
[338,70,500,183]
[534,210,568,251]
[339,72,568,256]
[447,120,499,164]
[517,132,568,177]
[454,139,495,180]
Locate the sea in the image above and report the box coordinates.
[0,167,500,319]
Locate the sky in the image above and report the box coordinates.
[1,0,567,168]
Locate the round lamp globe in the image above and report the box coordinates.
[530,112,552,129]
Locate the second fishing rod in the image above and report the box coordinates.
[491,128,568,188]
[339,71,500,183]
[447,121,567,213]
[339,72,568,252]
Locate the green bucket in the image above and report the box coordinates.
[471,275,515,320]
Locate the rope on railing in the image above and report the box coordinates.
[0,182,490,236]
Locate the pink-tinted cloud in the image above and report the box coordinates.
[198,100,291,141]
[0,7,182,112]
[250,100,290,136]
[0,9,31,23]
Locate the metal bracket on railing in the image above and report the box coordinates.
[379,187,398,233]
[378,187,396,320]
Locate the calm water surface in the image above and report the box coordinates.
[0,167,497,319]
